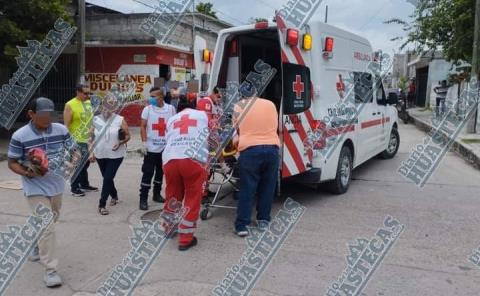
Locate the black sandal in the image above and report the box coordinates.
[98,208,109,215]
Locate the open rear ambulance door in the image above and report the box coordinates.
[193,36,210,95]
[275,15,317,179]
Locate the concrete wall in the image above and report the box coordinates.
[86,13,228,51]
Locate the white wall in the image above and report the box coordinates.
[427,59,453,107]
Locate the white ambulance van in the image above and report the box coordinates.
[195,15,400,194]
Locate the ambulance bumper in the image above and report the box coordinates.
[289,168,322,184]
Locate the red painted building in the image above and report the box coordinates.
[85,45,194,126]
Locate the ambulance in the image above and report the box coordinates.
[194,15,400,194]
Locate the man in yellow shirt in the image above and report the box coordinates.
[233,97,280,237]
[63,84,98,196]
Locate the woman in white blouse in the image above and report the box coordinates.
[89,94,130,215]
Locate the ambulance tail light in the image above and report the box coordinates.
[287,29,299,46]
[325,37,334,52]
[255,21,269,29]
[202,49,213,63]
[202,49,210,62]
[303,34,312,51]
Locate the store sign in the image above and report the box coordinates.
[85,73,154,102]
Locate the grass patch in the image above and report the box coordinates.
[461,139,480,144]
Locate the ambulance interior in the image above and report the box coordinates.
[216,28,282,111]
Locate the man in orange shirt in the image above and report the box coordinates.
[232,97,280,237]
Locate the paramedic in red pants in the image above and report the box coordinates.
[233,97,280,237]
[162,97,209,251]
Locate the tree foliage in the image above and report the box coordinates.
[0,0,72,67]
[196,2,217,19]
[248,17,269,24]
[385,0,475,63]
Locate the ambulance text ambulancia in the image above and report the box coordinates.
[195,15,400,194]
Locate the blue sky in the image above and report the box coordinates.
[87,0,416,53]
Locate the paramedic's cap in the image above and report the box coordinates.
[32,97,55,113]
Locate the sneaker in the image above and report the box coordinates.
[152,194,165,203]
[71,188,85,197]
[44,271,62,288]
[28,246,40,262]
[178,237,198,251]
[235,229,249,237]
[139,201,148,211]
[80,185,98,192]
[256,220,270,230]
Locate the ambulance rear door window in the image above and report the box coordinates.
[283,63,311,115]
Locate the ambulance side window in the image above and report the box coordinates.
[354,72,373,104]
[283,63,311,115]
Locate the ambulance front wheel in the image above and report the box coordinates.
[327,145,353,195]
[380,127,400,159]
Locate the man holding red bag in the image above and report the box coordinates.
[8,97,72,288]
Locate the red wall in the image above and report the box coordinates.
[85,46,193,72]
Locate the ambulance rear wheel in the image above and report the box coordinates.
[327,146,352,195]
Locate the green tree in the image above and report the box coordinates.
[248,17,268,23]
[0,0,72,68]
[398,75,407,92]
[196,2,217,19]
[386,0,475,63]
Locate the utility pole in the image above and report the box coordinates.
[78,0,86,84]
[192,0,196,51]
[467,0,480,133]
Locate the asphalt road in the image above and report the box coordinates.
[1,122,480,296]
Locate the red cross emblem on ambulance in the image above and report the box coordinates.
[293,75,304,100]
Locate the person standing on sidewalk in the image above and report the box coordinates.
[91,94,131,215]
[139,87,176,211]
[434,80,449,117]
[64,84,98,196]
[407,78,416,108]
[233,97,280,237]
[7,97,69,288]
[162,97,209,251]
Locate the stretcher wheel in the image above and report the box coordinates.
[200,208,212,220]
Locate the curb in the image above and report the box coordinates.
[409,112,480,170]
